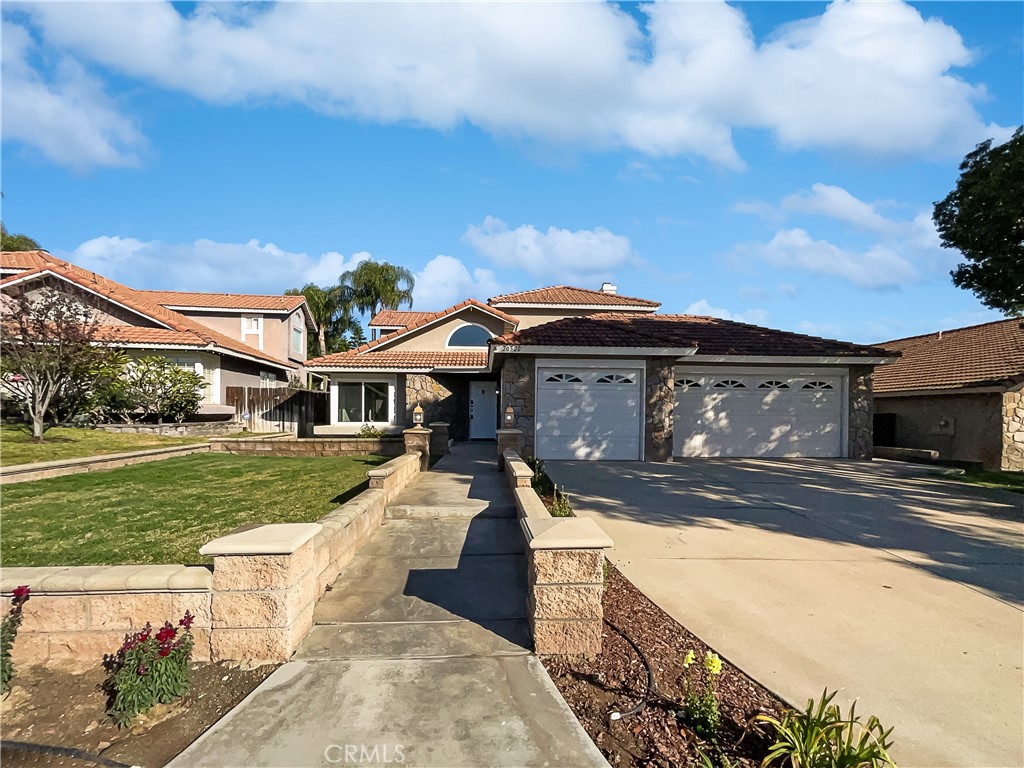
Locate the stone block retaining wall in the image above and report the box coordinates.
[98,421,243,437]
[503,449,612,655]
[2,451,425,668]
[210,437,405,457]
[0,444,212,485]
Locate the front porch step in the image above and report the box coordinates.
[385,503,517,519]
[296,619,532,660]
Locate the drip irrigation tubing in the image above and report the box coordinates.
[0,740,135,768]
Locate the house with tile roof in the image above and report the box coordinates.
[873,318,1024,471]
[307,282,897,460]
[0,251,315,413]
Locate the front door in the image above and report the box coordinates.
[469,381,498,439]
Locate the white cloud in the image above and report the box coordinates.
[684,299,770,326]
[781,184,899,235]
[462,216,634,281]
[5,1,1009,170]
[1,22,144,170]
[413,255,504,310]
[733,200,782,222]
[56,236,368,293]
[795,320,844,339]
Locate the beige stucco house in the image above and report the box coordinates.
[873,318,1024,471]
[307,284,895,460]
[0,250,315,410]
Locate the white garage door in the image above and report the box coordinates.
[536,366,642,460]
[674,371,844,458]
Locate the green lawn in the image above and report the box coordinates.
[0,425,207,467]
[942,467,1024,494]
[0,453,388,566]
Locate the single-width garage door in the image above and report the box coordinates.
[674,371,844,457]
[536,366,642,460]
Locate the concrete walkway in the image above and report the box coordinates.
[548,458,1023,768]
[171,443,607,768]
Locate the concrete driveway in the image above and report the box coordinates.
[547,459,1024,768]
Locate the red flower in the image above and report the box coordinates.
[158,646,171,657]
[156,624,177,643]
[12,585,30,600]
[178,611,195,630]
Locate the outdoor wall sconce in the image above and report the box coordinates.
[412,404,425,425]
[503,406,515,428]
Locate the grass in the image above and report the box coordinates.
[0,425,206,467]
[0,453,388,566]
[941,467,1024,494]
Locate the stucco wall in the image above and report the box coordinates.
[1001,388,1024,472]
[403,373,472,440]
[178,310,306,365]
[874,392,1002,468]
[383,307,510,351]
[500,355,536,456]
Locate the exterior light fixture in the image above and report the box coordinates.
[503,406,515,428]
[412,404,425,426]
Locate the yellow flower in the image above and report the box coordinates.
[683,650,696,668]
[705,651,722,676]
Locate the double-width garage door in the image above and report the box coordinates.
[536,366,642,460]
[674,371,844,458]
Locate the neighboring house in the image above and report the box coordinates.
[873,318,1024,472]
[306,284,895,460]
[0,251,315,411]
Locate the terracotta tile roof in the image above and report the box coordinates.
[307,350,488,370]
[492,313,894,358]
[1,261,295,370]
[308,299,518,367]
[488,285,660,308]
[94,327,210,346]
[0,250,58,271]
[873,318,1024,393]
[138,289,306,312]
[368,309,444,328]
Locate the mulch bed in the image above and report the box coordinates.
[543,564,787,767]
[1,661,276,768]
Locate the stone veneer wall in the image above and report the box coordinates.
[1002,388,1024,472]
[98,421,243,437]
[848,365,874,460]
[210,437,404,457]
[500,356,536,457]
[404,373,470,440]
[2,452,424,668]
[645,358,674,462]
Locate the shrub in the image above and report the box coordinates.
[124,357,206,424]
[527,458,555,496]
[105,611,196,727]
[355,423,385,438]
[758,688,896,768]
[676,649,723,741]
[1,586,31,694]
[549,485,573,517]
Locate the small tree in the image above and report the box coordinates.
[0,222,41,252]
[934,126,1024,316]
[0,286,118,440]
[124,357,205,424]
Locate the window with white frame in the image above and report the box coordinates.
[447,323,492,348]
[291,312,304,355]
[337,381,390,423]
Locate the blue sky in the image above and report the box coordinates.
[2,1,1021,343]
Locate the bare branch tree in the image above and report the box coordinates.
[0,285,117,441]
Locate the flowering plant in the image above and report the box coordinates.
[105,611,195,727]
[1,586,31,695]
[677,648,723,740]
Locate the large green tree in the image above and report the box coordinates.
[339,260,415,318]
[934,126,1024,316]
[1,223,41,252]
[284,283,358,356]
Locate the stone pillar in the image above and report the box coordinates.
[500,356,536,457]
[496,428,525,470]
[848,366,874,460]
[645,357,674,462]
[403,427,432,471]
[201,523,321,665]
[428,422,450,456]
[1002,388,1024,472]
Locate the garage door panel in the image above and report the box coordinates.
[536,367,641,461]
[674,372,843,458]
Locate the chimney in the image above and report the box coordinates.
[600,282,617,295]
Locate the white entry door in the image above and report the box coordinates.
[674,370,844,458]
[469,381,498,439]
[535,365,642,460]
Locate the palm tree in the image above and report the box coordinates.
[339,260,415,318]
[284,284,359,356]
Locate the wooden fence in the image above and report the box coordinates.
[225,387,329,436]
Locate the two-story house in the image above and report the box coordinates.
[0,250,315,411]
[306,284,895,461]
